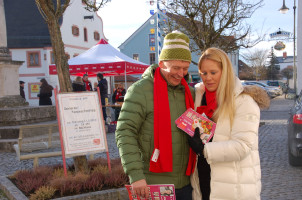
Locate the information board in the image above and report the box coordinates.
[57,92,107,157]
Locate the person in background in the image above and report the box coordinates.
[82,74,92,91]
[112,83,126,121]
[72,76,86,92]
[38,78,53,106]
[93,82,98,91]
[19,81,25,99]
[115,31,196,200]
[97,73,108,123]
[188,47,270,200]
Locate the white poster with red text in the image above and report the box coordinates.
[57,92,107,157]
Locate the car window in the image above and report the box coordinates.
[268,82,278,86]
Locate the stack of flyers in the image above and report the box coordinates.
[125,184,175,200]
[175,108,216,144]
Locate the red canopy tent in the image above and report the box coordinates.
[49,39,149,77]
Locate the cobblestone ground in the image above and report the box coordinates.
[260,96,302,200]
[1,95,302,199]
[0,131,120,177]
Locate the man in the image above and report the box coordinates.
[82,74,92,91]
[115,31,196,200]
[112,83,126,121]
[19,81,25,99]
[96,73,108,122]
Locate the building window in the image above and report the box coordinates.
[50,52,55,64]
[149,34,155,46]
[72,25,79,36]
[27,51,41,67]
[94,31,100,41]
[133,54,139,61]
[84,28,88,42]
[149,53,155,65]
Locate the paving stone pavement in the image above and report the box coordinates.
[1,95,302,199]
[260,95,302,200]
[0,131,120,177]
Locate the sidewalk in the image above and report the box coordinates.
[0,131,120,177]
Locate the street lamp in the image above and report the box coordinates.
[279,0,297,95]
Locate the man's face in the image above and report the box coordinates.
[159,60,190,86]
[83,75,88,81]
[20,83,24,87]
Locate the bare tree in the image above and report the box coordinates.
[238,60,255,80]
[281,66,293,85]
[34,0,110,173]
[241,48,269,80]
[160,0,264,54]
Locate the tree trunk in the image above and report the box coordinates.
[47,19,89,174]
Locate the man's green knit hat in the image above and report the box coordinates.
[159,30,191,63]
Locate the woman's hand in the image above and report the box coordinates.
[188,127,205,156]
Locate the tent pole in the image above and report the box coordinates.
[124,64,127,89]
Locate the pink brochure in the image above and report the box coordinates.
[125,184,175,200]
[175,108,216,143]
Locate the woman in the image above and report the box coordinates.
[188,48,270,200]
[72,76,86,91]
[38,78,53,105]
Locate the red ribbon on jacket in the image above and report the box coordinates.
[150,67,196,175]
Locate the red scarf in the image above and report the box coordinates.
[83,79,91,91]
[150,67,196,175]
[196,88,217,119]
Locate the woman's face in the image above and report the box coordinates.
[199,59,222,92]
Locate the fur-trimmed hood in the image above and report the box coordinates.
[194,77,270,110]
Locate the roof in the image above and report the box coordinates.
[276,56,295,63]
[49,39,149,76]
[4,0,60,48]
[118,14,156,49]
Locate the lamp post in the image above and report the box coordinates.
[279,0,297,95]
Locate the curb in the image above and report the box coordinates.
[0,176,129,200]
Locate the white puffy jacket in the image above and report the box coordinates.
[191,77,270,200]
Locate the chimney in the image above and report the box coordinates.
[283,51,287,59]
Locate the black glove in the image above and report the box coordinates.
[188,127,204,156]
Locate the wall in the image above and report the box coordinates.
[10,0,106,106]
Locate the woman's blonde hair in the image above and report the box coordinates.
[198,47,235,125]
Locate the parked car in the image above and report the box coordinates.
[242,81,279,98]
[250,81,283,96]
[288,89,302,166]
[267,80,287,93]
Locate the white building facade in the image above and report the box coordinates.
[5,0,106,106]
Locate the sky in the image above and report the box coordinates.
[98,0,296,57]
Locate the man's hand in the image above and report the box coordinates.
[131,179,149,198]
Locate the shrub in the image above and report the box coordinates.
[103,167,129,188]
[10,158,129,198]
[29,186,56,200]
[10,167,53,196]
[50,173,89,196]
[84,170,105,191]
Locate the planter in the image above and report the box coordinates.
[0,176,129,200]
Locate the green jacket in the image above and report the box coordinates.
[115,64,195,189]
